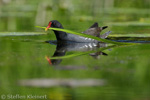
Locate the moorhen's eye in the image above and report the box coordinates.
[54,22,56,25]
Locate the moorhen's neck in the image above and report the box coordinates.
[53,29,67,41]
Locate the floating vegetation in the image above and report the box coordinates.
[0,32,47,37]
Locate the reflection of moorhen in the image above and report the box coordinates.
[46,41,108,65]
[45,20,111,42]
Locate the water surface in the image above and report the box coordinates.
[0,33,150,100]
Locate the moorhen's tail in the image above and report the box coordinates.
[89,22,108,30]
[102,26,108,30]
[89,22,98,28]
[100,31,111,39]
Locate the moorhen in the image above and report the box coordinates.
[45,20,111,43]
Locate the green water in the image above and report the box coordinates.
[0,33,150,100]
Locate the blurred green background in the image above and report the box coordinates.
[0,0,150,100]
[0,0,150,33]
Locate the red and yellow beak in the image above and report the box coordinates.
[45,22,52,31]
[45,56,52,65]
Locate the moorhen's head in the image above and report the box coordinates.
[45,20,63,31]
